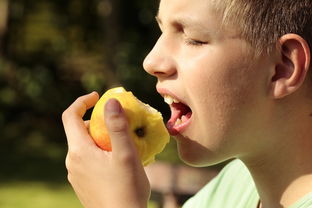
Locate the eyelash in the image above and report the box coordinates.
[184,38,208,46]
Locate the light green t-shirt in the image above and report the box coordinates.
[182,159,312,208]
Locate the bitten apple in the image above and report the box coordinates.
[89,87,170,166]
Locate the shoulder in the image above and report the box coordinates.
[290,192,312,208]
[182,159,259,208]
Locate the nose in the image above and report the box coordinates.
[143,35,177,79]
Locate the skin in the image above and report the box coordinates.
[144,0,312,207]
[144,0,273,167]
[62,96,150,208]
[62,0,312,207]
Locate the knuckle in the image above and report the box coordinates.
[66,148,83,164]
[107,116,129,133]
[67,173,73,184]
[62,95,87,122]
[75,96,85,105]
[65,154,72,170]
[62,109,70,122]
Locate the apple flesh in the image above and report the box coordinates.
[89,87,170,166]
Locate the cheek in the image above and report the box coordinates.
[184,51,262,153]
[188,50,254,116]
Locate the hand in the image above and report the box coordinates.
[62,92,150,208]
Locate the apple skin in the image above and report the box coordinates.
[89,87,170,166]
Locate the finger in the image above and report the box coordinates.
[62,92,99,147]
[84,120,90,129]
[64,92,99,119]
[104,99,137,157]
[84,120,90,134]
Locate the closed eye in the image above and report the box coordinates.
[185,38,208,46]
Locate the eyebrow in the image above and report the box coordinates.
[155,14,214,36]
[155,10,161,24]
[155,14,161,25]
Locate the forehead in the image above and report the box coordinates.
[158,0,222,31]
[158,0,217,20]
[157,0,239,38]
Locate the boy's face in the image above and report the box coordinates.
[143,0,274,166]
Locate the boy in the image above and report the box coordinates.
[62,0,312,207]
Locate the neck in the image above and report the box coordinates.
[241,114,312,208]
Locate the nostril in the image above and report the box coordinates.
[143,43,177,78]
[154,71,167,76]
[143,56,177,78]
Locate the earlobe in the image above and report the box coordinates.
[271,34,311,99]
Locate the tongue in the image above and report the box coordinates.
[172,103,190,113]
[166,103,191,135]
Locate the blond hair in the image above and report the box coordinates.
[212,0,312,56]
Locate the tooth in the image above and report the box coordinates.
[175,118,182,126]
[181,115,188,122]
[173,98,179,103]
[164,95,173,105]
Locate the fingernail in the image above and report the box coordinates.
[105,99,122,115]
[90,91,98,95]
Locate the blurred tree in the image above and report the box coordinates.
[0,0,9,52]
[0,0,176,183]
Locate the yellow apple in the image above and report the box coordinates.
[89,87,170,166]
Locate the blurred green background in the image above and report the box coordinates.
[0,0,182,207]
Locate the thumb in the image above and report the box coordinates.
[104,99,136,155]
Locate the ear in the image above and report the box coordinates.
[271,34,311,99]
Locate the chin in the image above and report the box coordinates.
[175,135,228,167]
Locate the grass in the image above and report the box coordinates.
[0,140,176,208]
[0,182,83,208]
[0,181,159,208]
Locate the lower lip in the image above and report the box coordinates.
[166,112,192,136]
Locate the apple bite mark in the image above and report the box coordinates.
[89,87,170,166]
[163,95,192,135]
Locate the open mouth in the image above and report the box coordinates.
[163,95,192,135]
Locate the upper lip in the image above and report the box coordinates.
[156,87,187,105]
